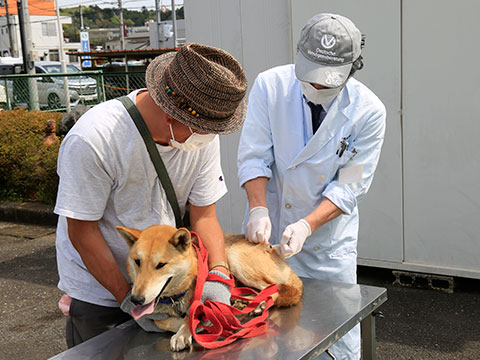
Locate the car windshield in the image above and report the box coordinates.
[42,64,80,74]
[42,64,91,79]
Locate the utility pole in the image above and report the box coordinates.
[17,0,39,110]
[154,0,161,48]
[171,0,177,48]
[4,0,16,56]
[118,0,125,51]
[55,0,70,111]
[79,5,84,30]
[118,0,128,90]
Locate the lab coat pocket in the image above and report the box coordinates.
[337,149,357,167]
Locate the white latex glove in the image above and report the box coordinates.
[281,219,312,258]
[245,206,271,244]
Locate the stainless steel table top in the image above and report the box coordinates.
[50,278,387,360]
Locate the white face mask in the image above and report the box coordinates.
[300,81,343,105]
[169,124,216,151]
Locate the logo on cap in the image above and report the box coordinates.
[321,34,336,49]
[325,71,343,87]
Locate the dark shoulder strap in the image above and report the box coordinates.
[117,95,184,228]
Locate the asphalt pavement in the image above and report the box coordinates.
[0,204,479,359]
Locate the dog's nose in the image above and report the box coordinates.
[130,295,145,305]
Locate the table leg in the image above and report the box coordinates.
[361,313,376,360]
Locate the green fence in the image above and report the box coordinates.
[0,70,146,112]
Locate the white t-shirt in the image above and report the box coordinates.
[55,90,227,307]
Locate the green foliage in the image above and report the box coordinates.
[60,5,184,44]
[0,110,63,205]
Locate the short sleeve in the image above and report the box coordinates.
[54,135,114,220]
[188,136,227,206]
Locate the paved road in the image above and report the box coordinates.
[0,221,479,359]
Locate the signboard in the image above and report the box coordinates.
[80,31,91,68]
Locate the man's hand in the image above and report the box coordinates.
[245,206,272,244]
[281,219,312,258]
[201,270,232,305]
[120,291,167,332]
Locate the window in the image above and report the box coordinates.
[49,49,59,61]
[41,22,57,37]
[69,53,79,63]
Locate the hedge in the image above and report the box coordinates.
[0,109,63,205]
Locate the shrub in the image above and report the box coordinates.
[0,109,63,205]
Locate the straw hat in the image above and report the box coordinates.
[146,43,247,134]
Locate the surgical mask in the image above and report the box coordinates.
[300,81,343,105]
[169,124,216,151]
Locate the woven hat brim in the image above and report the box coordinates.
[146,52,247,135]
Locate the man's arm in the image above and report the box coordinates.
[189,203,229,276]
[304,197,344,233]
[244,177,269,209]
[66,218,131,303]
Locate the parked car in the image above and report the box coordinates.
[33,61,99,108]
[3,61,99,109]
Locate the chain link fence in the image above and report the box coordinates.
[0,70,146,112]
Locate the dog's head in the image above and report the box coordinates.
[117,225,197,316]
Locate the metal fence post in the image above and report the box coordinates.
[4,78,10,110]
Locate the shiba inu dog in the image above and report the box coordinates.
[117,224,303,351]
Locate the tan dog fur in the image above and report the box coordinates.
[117,224,303,351]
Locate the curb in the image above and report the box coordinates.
[0,201,58,226]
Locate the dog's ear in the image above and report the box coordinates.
[116,226,141,247]
[170,228,191,251]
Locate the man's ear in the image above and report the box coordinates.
[170,228,192,251]
[116,226,141,247]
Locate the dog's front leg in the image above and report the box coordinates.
[154,317,184,333]
[170,317,192,351]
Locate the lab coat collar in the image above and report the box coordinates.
[290,83,352,168]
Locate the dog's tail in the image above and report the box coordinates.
[275,272,303,307]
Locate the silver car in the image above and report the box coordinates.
[4,61,98,109]
[34,61,98,108]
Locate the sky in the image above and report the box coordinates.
[58,0,183,11]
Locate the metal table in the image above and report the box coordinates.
[50,278,387,360]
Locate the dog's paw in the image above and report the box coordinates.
[232,299,248,310]
[170,327,192,352]
[251,300,267,315]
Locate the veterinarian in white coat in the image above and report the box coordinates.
[237,14,386,359]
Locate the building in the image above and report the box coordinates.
[104,25,151,51]
[0,0,80,64]
[102,19,186,51]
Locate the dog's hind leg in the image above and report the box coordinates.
[227,240,303,308]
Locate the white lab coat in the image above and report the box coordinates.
[237,65,386,360]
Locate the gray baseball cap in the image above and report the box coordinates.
[295,13,362,87]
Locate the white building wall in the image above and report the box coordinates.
[185,0,291,233]
[0,14,72,61]
[184,0,480,279]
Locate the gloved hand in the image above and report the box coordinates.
[120,290,168,332]
[201,270,232,305]
[245,206,272,244]
[281,219,312,258]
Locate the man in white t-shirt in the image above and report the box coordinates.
[54,43,248,348]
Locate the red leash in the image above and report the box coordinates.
[188,232,278,349]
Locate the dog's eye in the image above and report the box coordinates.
[156,262,166,270]
[134,259,141,267]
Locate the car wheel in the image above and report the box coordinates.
[48,93,61,109]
